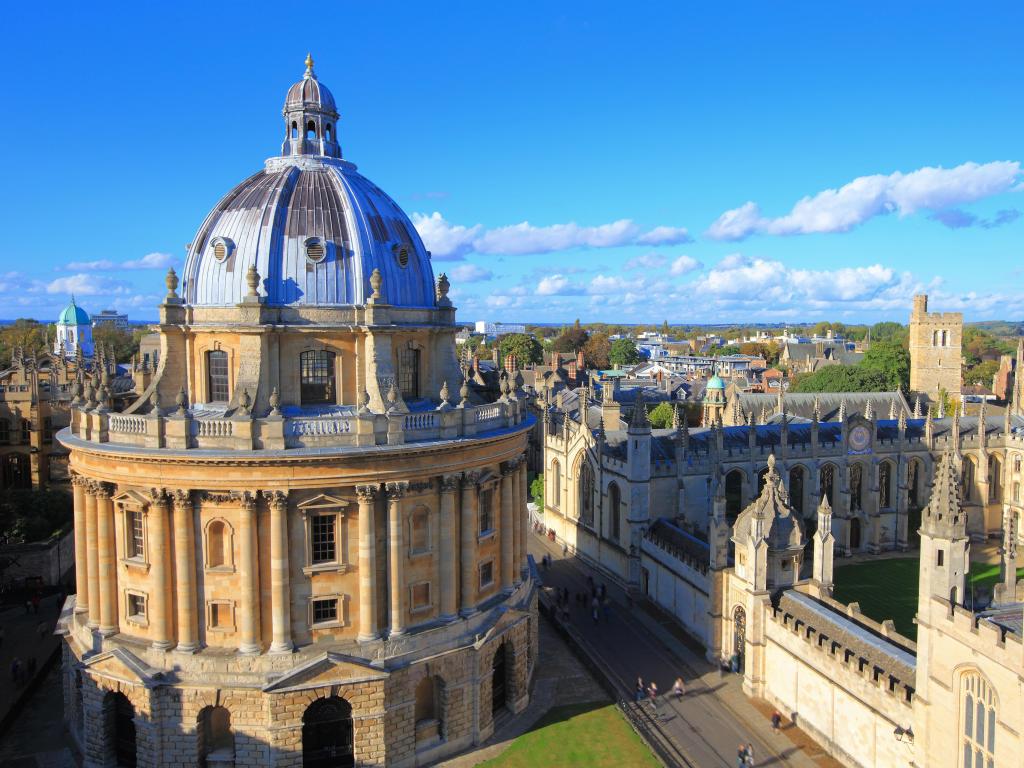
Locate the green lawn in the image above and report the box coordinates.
[833,558,1024,642]
[477,703,660,768]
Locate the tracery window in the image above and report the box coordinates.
[550,461,560,508]
[820,464,836,507]
[207,350,229,403]
[300,350,335,405]
[960,672,997,768]
[963,459,976,502]
[879,462,892,509]
[608,483,621,541]
[850,464,863,511]
[578,462,594,527]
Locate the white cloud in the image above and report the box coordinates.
[412,212,691,259]
[536,274,579,296]
[588,274,648,294]
[623,253,666,270]
[46,274,130,296]
[65,252,176,271]
[706,161,1022,240]
[669,255,702,276]
[447,264,493,283]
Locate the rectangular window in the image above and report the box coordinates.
[311,515,337,564]
[937,549,944,567]
[0,420,9,444]
[479,488,494,535]
[127,593,146,620]
[398,347,421,399]
[127,510,144,559]
[300,350,336,405]
[479,560,494,589]
[312,597,338,624]
[20,419,30,443]
[207,350,229,403]
[411,582,431,611]
[410,510,429,554]
[210,602,231,629]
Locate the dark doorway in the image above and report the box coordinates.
[106,692,136,768]
[302,697,354,768]
[850,518,862,550]
[491,644,508,715]
[732,606,746,673]
[725,470,743,522]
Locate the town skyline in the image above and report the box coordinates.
[2,3,1022,323]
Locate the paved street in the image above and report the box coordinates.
[529,530,839,768]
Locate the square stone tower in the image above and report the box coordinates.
[909,294,962,397]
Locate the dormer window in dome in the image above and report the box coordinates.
[392,243,410,268]
[210,236,235,262]
[305,238,327,264]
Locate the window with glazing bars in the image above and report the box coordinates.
[398,348,420,399]
[127,510,144,559]
[311,515,336,563]
[479,488,493,534]
[127,594,146,619]
[207,350,229,402]
[300,350,335,405]
[0,420,8,444]
[312,598,338,624]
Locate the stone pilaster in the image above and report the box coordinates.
[238,492,261,654]
[95,482,117,636]
[356,485,380,642]
[148,488,172,649]
[500,461,516,593]
[71,474,89,614]
[518,455,529,580]
[267,490,293,653]
[84,482,100,629]
[460,472,480,617]
[439,475,460,619]
[386,482,408,637]
[172,490,198,652]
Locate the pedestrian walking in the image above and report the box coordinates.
[672,677,686,700]
[599,583,607,600]
[647,682,659,715]
[591,596,599,624]
[635,677,644,703]
[601,596,610,622]
[745,742,755,766]
[737,743,748,768]
[771,710,782,734]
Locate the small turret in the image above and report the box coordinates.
[918,450,970,608]
[811,495,835,596]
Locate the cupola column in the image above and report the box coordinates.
[84,484,100,629]
[460,472,480,616]
[356,485,380,641]
[237,492,261,654]
[500,461,516,593]
[268,491,293,652]
[71,475,89,615]
[148,490,172,649]
[518,457,529,581]
[95,483,118,636]
[438,476,460,620]
[386,482,408,636]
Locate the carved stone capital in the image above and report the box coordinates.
[239,491,257,511]
[265,490,289,511]
[355,484,380,503]
[148,487,168,506]
[461,471,481,489]
[501,459,520,476]
[71,473,88,489]
[440,474,461,493]
[385,481,409,501]
[90,480,113,499]
[171,489,193,509]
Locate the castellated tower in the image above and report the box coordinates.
[909,294,963,398]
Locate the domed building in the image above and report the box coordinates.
[55,296,94,358]
[59,57,537,768]
[701,371,726,426]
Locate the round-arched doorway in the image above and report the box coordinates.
[303,697,354,768]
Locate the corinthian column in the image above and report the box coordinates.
[238,492,261,654]
[96,483,118,636]
[85,482,99,629]
[439,475,460,620]
[519,455,529,579]
[172,490,198,652]
[500,461,516,593]
[460,472,480,617]
[386,482,408,637]
[267,491,293,653]
[355,485,380,642]
[148,489,172,649]
[71,474,89,614]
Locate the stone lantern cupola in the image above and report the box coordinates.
[282,54,341,158]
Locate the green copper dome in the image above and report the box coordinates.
[707,374,725,390]
[57,298,90,326]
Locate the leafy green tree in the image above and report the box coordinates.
[647,401,676,428]
[553,319,589,353]
[497,333,543,365]
[860,340,911,392]
[530,474,544,508]
[92,324,148,363]
[0,488,73,543]
[790,365,891,393]
[609,338,641,367]
[964,359,999,386]
[870,321,907,345]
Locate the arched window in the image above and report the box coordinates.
[550,461,560,508]
[608,483,621,541]
[491,643,509,715]
[725,469,744,522]
[850,464,863,511]
[963,458,976,503]
[960,672,997,767]
[908,460,922,509]
[990,456,1003,502]
[206,350,229,403]
[414,676,445,745]
[1014,454,1022,474]
[578,462,594,527]
[879,461,893,509]
[306,120,317,140]
[206,520,232,569]
[820,464,836,508]
[198,706,233,768]
[303,697,354,768]
[300,350,336,405]
[789,466,805,516]
[325,124,332,142]
[933,330,940,346]
[398,346,421,399]
[291,121,298,139]
[104,691,136,768]
[942,330,948,347]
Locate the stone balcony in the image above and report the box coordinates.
[67,397,528,452]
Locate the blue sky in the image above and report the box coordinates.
[2,2,1021,324]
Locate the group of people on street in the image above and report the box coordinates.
[634,675,688,719]
[737,742,756,766]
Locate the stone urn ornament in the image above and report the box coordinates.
[269,387,281,417]
[176,386,189,415]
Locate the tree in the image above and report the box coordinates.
[964,359,999,386]
[552,319,589,353]
[860,340,911,392]
[497,333,543,366]
[790,365,891,393]
[92,324,147,363]
[530,475,544,508]
[661,320,670,336]
[583,332,611,369]
[609,338,642,367]
[871,321,907,345]
[647,401,675,428]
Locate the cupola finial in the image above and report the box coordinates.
[304,53,315,78]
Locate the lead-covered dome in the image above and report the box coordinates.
[181,58,435,308]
